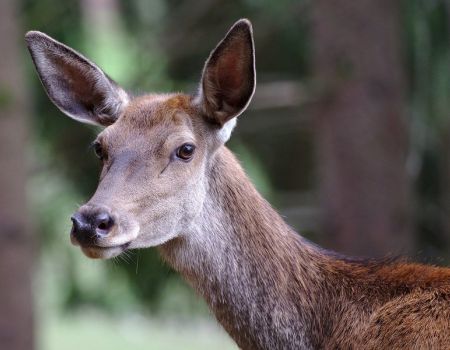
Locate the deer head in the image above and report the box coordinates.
[26,19,255,259]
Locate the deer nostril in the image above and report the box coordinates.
[95,212,114,236]
[71,214,82,232]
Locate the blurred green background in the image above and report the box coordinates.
[0,0,449,349]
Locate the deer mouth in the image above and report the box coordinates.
[79,242,131,259]
[70,233,133,259]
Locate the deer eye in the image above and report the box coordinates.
[176,143,196,161]
[92,141,104,160]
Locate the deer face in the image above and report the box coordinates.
[73,95,212,258]
[26,19,255,258]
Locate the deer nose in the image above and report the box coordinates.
[70,209,115,245]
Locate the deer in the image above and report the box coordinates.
[25,19,450,349]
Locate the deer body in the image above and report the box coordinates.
[26,20,450,349]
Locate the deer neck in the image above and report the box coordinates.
[159,147,326,349]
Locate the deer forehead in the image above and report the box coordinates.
[103,93,202,146]
[123,93,195,127]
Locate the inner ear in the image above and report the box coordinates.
[198,19,256,126]
[25,31,129,126]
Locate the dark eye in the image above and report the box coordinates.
[176,143,196,161]
[92,141,104,160]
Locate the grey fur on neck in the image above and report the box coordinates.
[160,147,323,349]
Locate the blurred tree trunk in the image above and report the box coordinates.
[80,0,121,39]
[311,1,413,256]
[0,0,34,349]
[79,0,130,83]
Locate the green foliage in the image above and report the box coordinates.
[404,0,450,259]
[39,312,237,350]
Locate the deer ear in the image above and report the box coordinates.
[196,19,256,128]
[25,31,129,126]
